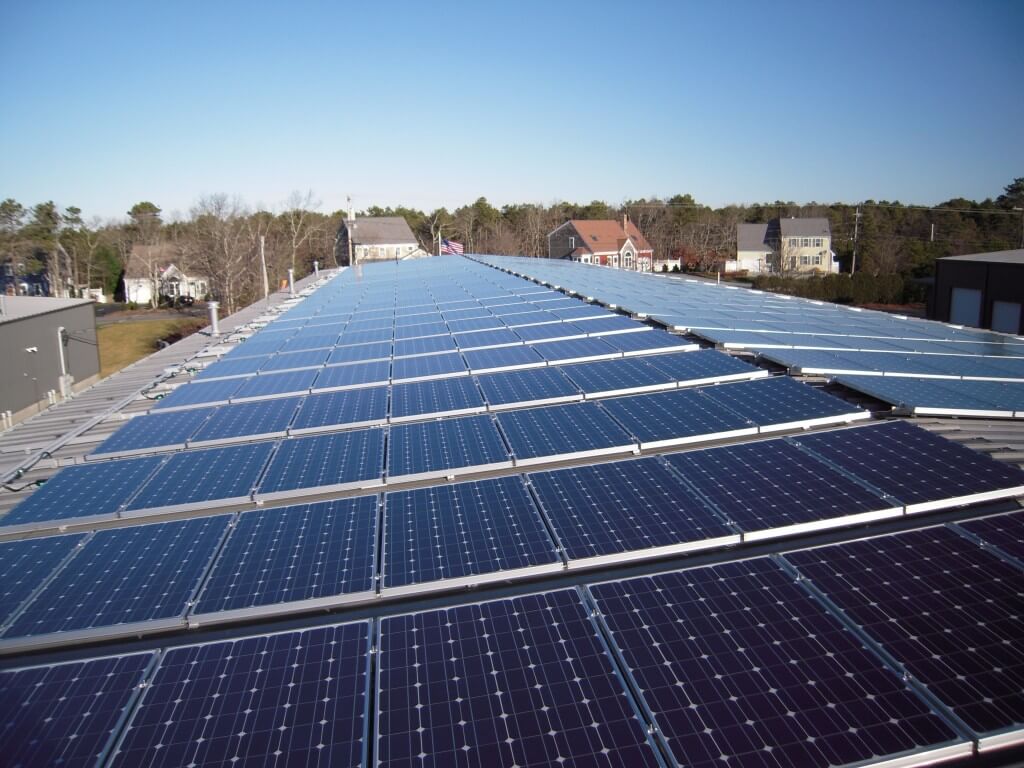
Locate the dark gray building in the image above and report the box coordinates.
[0,297,100,426]
[930,249,1024,334]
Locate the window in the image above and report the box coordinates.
[813,237,822,247]
[789,238,799,248]
[801,237,810,247]
[800,254,810,266]
[813,254,822,265]
[623,251,634,270]
[580,255,591,264]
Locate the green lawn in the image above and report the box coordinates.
[97,317,205,378]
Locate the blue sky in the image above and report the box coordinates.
[1,0,1021,220]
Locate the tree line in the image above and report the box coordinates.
[2,178,1020,313]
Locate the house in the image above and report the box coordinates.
[335,213,428,266]
[122,245,209,306]
[547,217,655,271]
[729,217,838,275]
[930,249,1024,334]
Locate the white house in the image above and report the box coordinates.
[123,245,208,306]
[730,218,839,275]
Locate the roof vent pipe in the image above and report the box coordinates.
[208,301,220,336]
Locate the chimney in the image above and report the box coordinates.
[347,195,354,223]
[623,213,628,232]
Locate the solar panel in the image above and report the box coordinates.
[701,376,867,432]
[194,355,269,380]
[3,516,230,645]
[453,328,523,350]
[381,476,560,596]
[528,457,738,567]
[958,511,1024,563]
[290,386,389,434]
[124,442,276,515]
[391,352,467,383]
[664,439,900,540]
[152,378,243,411]
[834,374,1024,417]
[187,396,302,446]
[390,377,486,421]
[110,622,371,767]
[1,455,165,530]
[589,558,967,767]
[475,366,581,409]
[327,340,392,365]
[0,653,155,768]
[445,316,504,334]
[386,414,511,482]
[580,315,650,336]
[336,328,393,346]
[786,527,1024,748]
[231,369,318,402]
[600,388,756,449]
[277,333,340,352]
[255,428,385,501]
[531,337,620,364]
[0,533,86,626]
[259,348,331,373]
[550,304,614,321]
[393,334,458,358]
[597,328,697,356]
[643,348,768,387]
[496,401,635,465]
[395,320,449,340]
[792,421,1024,513]
[560,357,676,398]
[461,344,546,373]
[511,320,587,342]
[376,589,663,768]
[191,496,378,623]
[501,310,560,327]
[312,359,391,392]
[90,408,213,458]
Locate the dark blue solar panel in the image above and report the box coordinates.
[664,439,895,536]
[277,333,340,352]
[327,340,392,365]
[259,348,331,372]
[496,401,634,462]
[0,533,86,625]
[393,335,458,358]
[701,376,863,426]
[391,352,467,382]
[445,316,503,334]
[376,590,662,768]
[441,306,490,321]
[475,366,580,407]
[590,558,962,767]
[291,387,389,432]
[188,397,302,443]
[453,328,522,350]
[220,339,285,360]
[194,356,269,380]
[346,317,394,333]
[382,476,558,589]
[600,388,753,446]
[461,344,545,372]
[529,457,735,562]
[257,428,385,496]
[313,359,391,391]
[4,516,230,638]
[787,527,1024,739]
[532,336,619,363]
[578,315,647,335]
[125,442,276,511]
[194,496,378,614]
[551,304,613,321]
[792,421,1024,508]
[959,511,1024,562]
[501,309,557,326]
[391,377,485,419]
[2,455,164,527]
[395,321,449,340]
[110,622,370,768]
[232,369,318,400]
[0,653,154,768]
[643,348,764,384]
[387,415,510,479]
[91,408,213,455]
[597,328,693,355]
[560,357,675,395]
[152,378,243,410]
[336,328,393,346]
[512,321,587,342]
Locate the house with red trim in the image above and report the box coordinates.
[547,217,655,271]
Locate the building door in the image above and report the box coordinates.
[992,300,1022,334]
[949,287,982,327]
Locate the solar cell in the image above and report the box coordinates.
[461,344,546,373]
[194,355,269,380]
[152,378,243,411]
[792,421,1024,513]
[600,388,756,449]
[376,590,662,768]
[664,439,900,540]
[392,334,458,358]
[391,352,467,383]
[386,414,511,482]
[560,357,676,398]
[550,304,614,321]
[0,653,155,768]
[395,321,449,340]
[381,476,560,594]
[528,457,737,566]
[597,328,697,356]
[124,442,276,515]
[336,328,394,346]
[3,515,230,643]
[192,496,378,622]
[643,348,768,387]
[496,401,635,465]
[531,337,620,364]
[786,527,1024,747]
[511,321,587,342]
[834,374,1024,417]
[90,408,213,458]
[256,428,385,501]
[445,316,504,334]
[475,366,581,409]
[390,377,486,421]
[327,340,392,365]
[701,375,867,432]
[958,511,1024,563]
[1,455,165,530]
[312,359,391,392]
[589,558,967,767]
[258,348,330,373]
[290,386,389,434]
[276,333,340,352]
[231,369,318,402]
[220,339,287,360]
[579,315,649,336]
[0,533,86,626]
[184,397,300,446]
[110,622,370,768]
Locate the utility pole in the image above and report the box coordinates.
[259,235,269,303]
[851,205,862,274]
[930,222,935,243]
[1014,207,1024,249]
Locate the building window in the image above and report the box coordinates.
[813,254,822,265]
[800,254,810,266]
[813,237,822,247]
[789,238,799,248]
[580,255,591,264]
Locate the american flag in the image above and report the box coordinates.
[441,238,464,255]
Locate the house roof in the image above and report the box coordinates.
[737,223,771,252]
[562,220,653,254]
[939,248,1024,265]
[0,295,93,324]
[779,217,831,238]
[126,244,184,279]
[346,217,417,246]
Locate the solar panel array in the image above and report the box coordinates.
[3,256,1024,765]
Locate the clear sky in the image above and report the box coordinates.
[1,0,1021,220]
